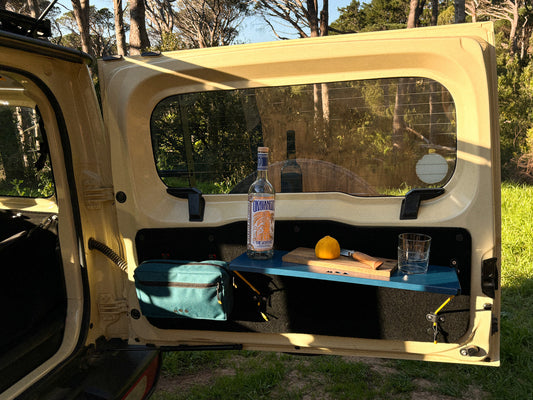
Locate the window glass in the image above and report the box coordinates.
[150,78,456,195]
[0,105,54,197]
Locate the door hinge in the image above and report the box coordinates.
[82,170,115,209]
[481,257,498,299]
[84,186,115,209]
[98,294,128,322]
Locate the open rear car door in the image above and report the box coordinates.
[0,12,159,399]
[97,22,501,366]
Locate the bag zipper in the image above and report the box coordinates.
[137,280,223,304]
[150,260,229,271]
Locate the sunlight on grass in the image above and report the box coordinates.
[501,182,533,288]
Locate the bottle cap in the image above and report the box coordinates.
[258,147,269,153]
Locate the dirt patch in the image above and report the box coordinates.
[343,355,399,375]
[462,385,489,400]
[270,369,332,400]
[156,367,235,394]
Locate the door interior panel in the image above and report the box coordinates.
[135,221,471,343]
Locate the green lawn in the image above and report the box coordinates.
[152,181,533,400]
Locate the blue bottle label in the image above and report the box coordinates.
[257,153,268,171]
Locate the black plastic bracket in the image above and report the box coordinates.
[166,188,205,222]
[481,257,499,299]
[159,344,243,352]
[400,188,445,220]
[102,54,124,61]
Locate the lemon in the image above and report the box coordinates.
[315,235,341,259]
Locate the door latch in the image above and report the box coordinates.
[481,257,498,299]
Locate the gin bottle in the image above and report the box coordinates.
[247,147,275,259]
[281,130,302,192]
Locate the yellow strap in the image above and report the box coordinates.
[234,271,261,295]
[234,271,269,321]
[433,295,454,344]
[434,295,454,315]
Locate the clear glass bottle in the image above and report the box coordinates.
[247,147,275,259]
[281,130,303,192]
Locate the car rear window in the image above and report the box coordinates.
[150,77,456,195]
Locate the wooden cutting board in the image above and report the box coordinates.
[282,247,397,278]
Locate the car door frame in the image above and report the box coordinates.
[96,22,502,365]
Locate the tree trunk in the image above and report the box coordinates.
[313,83,322,135]
[466,0,477,23]
[429,0,439,142]
[392,81,407,150]
[320,0,328,36]
[319,1,330,127]
[0,108,25,184]
[394,0,424,149]
[129,0,151,55]
[509,3,519,57]
[114,0,127,55]
[307,0,319,37]
[454,0,466,23]
[71,0,92,54]
[431,0,438,25]
[28,0,40,18]
[519,19,532,63]
[407,0,425,28]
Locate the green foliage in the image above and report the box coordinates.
[157,32,185,52]
[331,0,533,181]
[469,6,533,180]
[331,0,410,33]
[0,106,55,198]
[437,3,455,26]
[330,1,365,33]
[3,175,54,198]
[151,89,262,192]
[497,48,533,179]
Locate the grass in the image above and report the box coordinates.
[152,181,533,400]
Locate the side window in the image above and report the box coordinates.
[150,77,456,195]
[0,104,54,198]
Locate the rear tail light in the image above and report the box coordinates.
[121,353,161,400]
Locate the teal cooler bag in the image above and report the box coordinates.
[134,260,233,320]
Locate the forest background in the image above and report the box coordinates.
[1,0,533,182]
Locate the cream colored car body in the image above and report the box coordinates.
[0,21,500,398]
